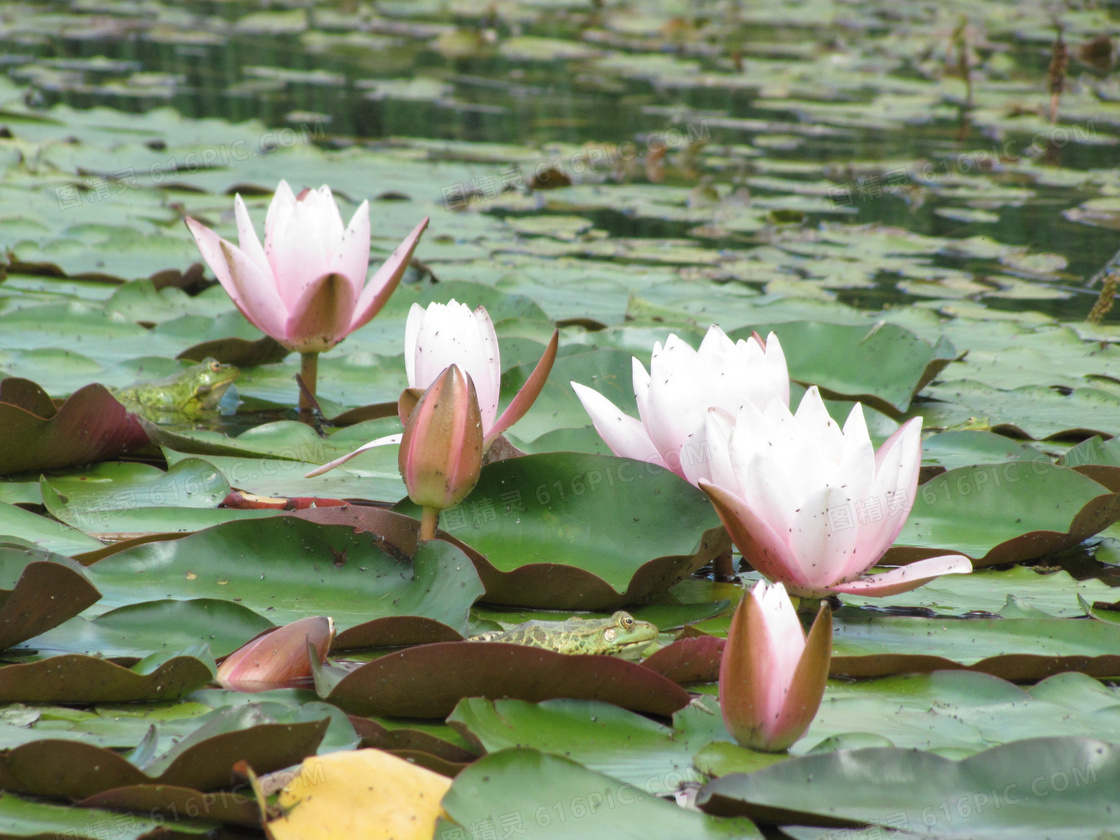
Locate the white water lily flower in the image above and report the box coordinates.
[571,325,788,485]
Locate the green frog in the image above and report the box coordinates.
[468,611,659,660]
[112,358,240,420]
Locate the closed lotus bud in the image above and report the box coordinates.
[719,581,831,752]
[399,364,483,511]
[217,616,334,692]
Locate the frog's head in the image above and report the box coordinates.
[181,358,240,415]
[583,611,659,659]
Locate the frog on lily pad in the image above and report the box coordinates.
[468,611,659,660]
[111,358,240,421]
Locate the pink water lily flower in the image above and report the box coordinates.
[186,180,427,355]
[699,387,972,598]
[571,326,788,485]
[720,580,831,752]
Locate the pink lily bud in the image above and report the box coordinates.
[399,364,483,511]
[719,581,831,752]
[216,616,334,692]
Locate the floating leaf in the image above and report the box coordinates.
[316,642,691,719]
[441,748,761,839]
[698,737,1120,837]
[887,462,1120,567]
[0,378,149,475]
[0,545,100,649]
[398,453,726,609]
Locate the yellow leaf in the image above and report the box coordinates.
[266,749,452,840]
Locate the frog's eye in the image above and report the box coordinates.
[604,628,618,642]
[620,615,635,629]
[208,361,222,373]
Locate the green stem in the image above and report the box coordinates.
[299,351,319,417]
[796,596,824,621]
[419,506,440,541]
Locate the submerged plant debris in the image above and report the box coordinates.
[1,0,1120,837]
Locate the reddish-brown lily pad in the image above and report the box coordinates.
[0,709,330,799]
[642,636,725,685]
[0,651,213,704]
[78,784,262,827]
[0,546,101,649]
[0,378,149,475]
[315,642,691,718]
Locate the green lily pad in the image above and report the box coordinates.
[831,609,1120,680]
[398,453,726,609]
[0,792,219,839]
[315,642,691,719]
[732,321,957,414]
[0,504,104,555]
[888,462,1120,567]
[21,597,275,659]
[449,698,725,791]
[698,737,1120,837]
[82,515,483,639]
[441,748,761,839]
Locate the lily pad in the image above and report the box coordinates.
[830,609,1120,680]
[698,737,1120,838]
[887,462,1120,567]
[81,516,482,642]
[398,453,726,609]
[732,321,957,414]
[441,748,761,839]
[0,378,149,476]
[0,702,331,800]
[315,642,691,719]
[0,545,100,649]
[0,648,214,704]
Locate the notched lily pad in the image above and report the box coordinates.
[697,737,1120,837]
[315,642,691,719]
[731,321,957,415]
[888,462,1120,568]
[0,703,330,800]
[0,378,149,475]
[397,453,727,609]
[0,648,214,704]
[178,334,291,366]
[0,545,100,649]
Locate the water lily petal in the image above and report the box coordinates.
[774,601,832,751]
[206,236,289,340]
[328,199,372,296]
[233,194,272,280]
[304,433,402,478]
[350,217,429,333]
[572,381,666,468]
[700,481,812,591]
[828,554,973,596]
[267,185,345,307]
[283,272,358,353]
[488,329,558,448]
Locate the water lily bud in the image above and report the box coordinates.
[399,364,483,511]
[217,616,334,692]
[719,580,831,752]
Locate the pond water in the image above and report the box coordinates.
[5,0,1119,321]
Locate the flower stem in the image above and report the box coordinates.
[419,506,440,541]
[298,351,319,418]
[796,596,823,620]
